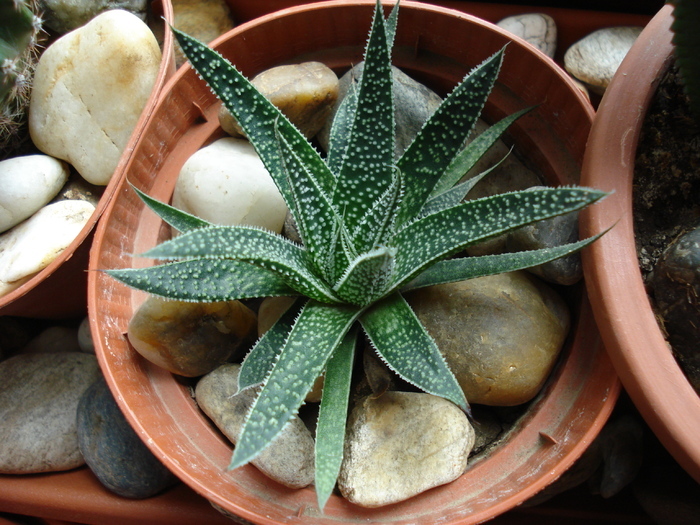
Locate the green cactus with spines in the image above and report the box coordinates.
[107,0,608,510]
[671,0,700,122]
[0,0,43,157]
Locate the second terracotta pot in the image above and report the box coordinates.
[581,4,700,483]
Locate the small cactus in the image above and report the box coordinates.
[671,0,700,122]
[0,0,43,157]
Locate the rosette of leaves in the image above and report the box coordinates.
[107,0,607,510]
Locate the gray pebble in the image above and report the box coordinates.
[77,376,179,498]
[0,352,100,473]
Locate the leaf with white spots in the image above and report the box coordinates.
[238,297,305,391]
[401,232,606,291]
[274,121,343,281]
[351,166,402,254]
[171,27,335,217]
[391,187,607,290]
[315,326,356,511]
[359,292,468,411]
[333,245,396,306]
[419,153,504,217]
[132,185,211,233]
[395,48,505,227]
[428,107,532,198]
[229,300,362,470]
[331,2,395,237]
[142,225,340,303]
[105,259,296,302]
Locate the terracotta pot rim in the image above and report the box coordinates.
[89,2,619,523]
[0,0,176,318]
[580,3,700,483]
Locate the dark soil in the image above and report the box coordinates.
[634,64,700,277]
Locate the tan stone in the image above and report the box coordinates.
[405,271,570,406]
[172,0,235,68]
[128,296,257,377]
[338,392,474,507]
[219,61,338,140]
[564,26,643,95]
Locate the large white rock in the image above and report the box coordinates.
[0,155,69,233]
[29,9,162,185]
[0,200,95,290]
[172,138,288,233]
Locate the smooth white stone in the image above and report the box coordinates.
[564,26,643,94]
[497,13,557,58]
[0,200,95,285]
[29,9,162,185]
[0,155,69,233]
[172,138,288,233]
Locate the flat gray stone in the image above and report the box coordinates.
[195,363,315,488]
[0,352,100,473]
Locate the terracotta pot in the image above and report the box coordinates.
[89,1,619,523]
[0,0,176,319]
[580,4,700,483]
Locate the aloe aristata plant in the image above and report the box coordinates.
[108,0,607,509]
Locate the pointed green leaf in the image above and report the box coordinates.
[327,0,399,179]
[171,27,335,213]
[238,297,305,392]
[105,259,296,302]
[384,0,399,48]
[351,166,402,253]
[332,4,395,235]
[401,232,606,291]
[274,121,343,280]
[429,107,533,197]
[333,245,396,306]
[315,327,356,511]
[419,152,507,217]
[396,48,505,226]
[360,292,468,411]
[132,185,211,233]
[391,187,608,290]
[229,300,362,469]
[142,225,340,303]
[323,219,356,287]
[327,78,359,177]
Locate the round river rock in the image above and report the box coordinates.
[405,271,570,406]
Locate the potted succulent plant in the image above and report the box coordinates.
[0,0,175,319]
[89,0,619,522]
[580,2,700,483]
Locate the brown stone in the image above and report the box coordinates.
[405,271,570,406]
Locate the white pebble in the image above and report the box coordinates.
[0,200,95,286]
[172,138,288,233]
[497,13,557,58]
[564,26,643,94]
[0,155,69,233]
